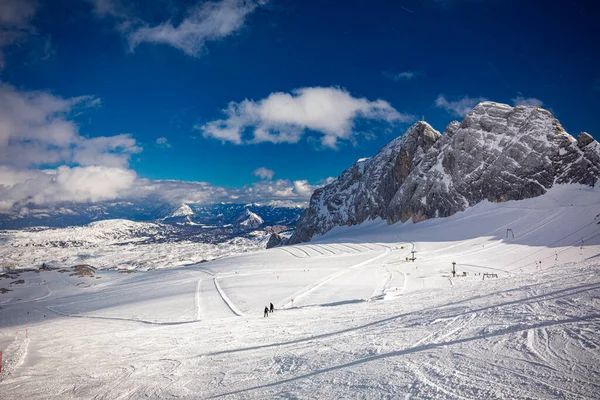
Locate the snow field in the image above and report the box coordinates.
[0,184,599,398]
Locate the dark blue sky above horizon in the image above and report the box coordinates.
[3,0,599,190]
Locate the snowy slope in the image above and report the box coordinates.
[0,185,599,399]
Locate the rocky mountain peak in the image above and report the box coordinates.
[578,132,595,149]
[289,101,600,245]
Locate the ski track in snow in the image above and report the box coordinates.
[0,185,599,399]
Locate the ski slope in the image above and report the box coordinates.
[1,185,599,399]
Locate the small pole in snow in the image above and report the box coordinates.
[0,350,2,374]
[26,329,28,339]
[452,262,456,278]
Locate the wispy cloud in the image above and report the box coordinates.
[384,71,422,81]
[156,137,171,148]
[434,94,487,117]
[0,83,140,168]
[89,0,266,57]
[253,167,274,180]
[0,0,38,69]
[512,96,543,107]
[88,0,125,18]
[199,86,413,148]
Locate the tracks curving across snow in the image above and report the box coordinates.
[281,245,392,309]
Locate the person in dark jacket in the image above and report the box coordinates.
[264,306,269,317]
[269,302,274,313]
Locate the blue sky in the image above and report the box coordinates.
[0,0,599,209]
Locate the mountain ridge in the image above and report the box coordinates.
[289,101,600,245]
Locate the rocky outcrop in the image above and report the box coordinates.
[290,121,441,244]
[266,232,285,249]
[289,102,600,244]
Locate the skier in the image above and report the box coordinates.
[264,306,269,317]
[270,302,274,313]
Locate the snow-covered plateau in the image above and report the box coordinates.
[0,219,270,271]
[1,184,599,399]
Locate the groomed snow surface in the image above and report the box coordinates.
[1,185,600,399]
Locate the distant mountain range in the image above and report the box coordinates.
[0,201,306,270]
[0,201,305,230]
[290,101,600,244]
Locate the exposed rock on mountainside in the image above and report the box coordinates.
[266,232,285,249]
[289,121,441,244]
[289,102,600,244]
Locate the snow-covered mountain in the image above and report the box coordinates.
[235,209,264,229]
[0,201,304,230]
[290,102,600,244]
[168,204,194,218]
[162,204,195,224]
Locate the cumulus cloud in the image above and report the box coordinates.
[136,176,320,205]
[156,137,171,148]
[0,0,38,69]
[0,165,137,211]
[199,87,412,148]
[435,94,487,117]
[241,178,319,202]
[0,83,140,168]
[0,84,144,211]
[384,71,421,81]
[253,167,274,180]
[0,166,323,212]
[512,96,544,107]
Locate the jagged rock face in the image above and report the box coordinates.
[387,102,600,223]
[289,122,441,244]
[290,102,600,244]
[266,232,285,249]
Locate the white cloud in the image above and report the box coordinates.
[384,71,421,81]
[253,167,274,180]
[156,137,171,148]
[512,96,544,107]
[87,0,127,18]
[0,165,137,211]
[0,83,141,168]
[125,0,264,57]
[435,94,487,117]
[0,0,38,69]
[199,87,413,148]
[0,167,324,212]
[0,84,144,212]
